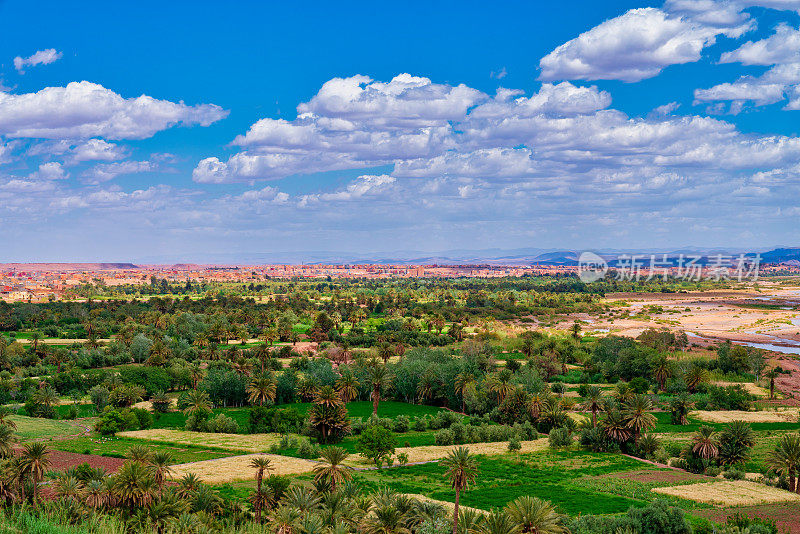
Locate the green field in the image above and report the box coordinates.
[354,450,654,515]
[52,435,236,463]
[149,401,447,431]
[9,415,86,441]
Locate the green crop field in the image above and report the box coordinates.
[354,450,654,515]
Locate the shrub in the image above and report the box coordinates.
[203,413,239,434]
[508,436,521,452]
[549,427,573,448]
[412,417,427,432]
[434,428,454,446]
[249,406,303,434]
[150,391,172,413]
[392,415,411,433]
[357,425,397,466]
[131,408,153,430]
[94,407,140,435]
[89,386,110,412]
[723,468,745,480]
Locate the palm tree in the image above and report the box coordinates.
[127,444,153,464]
[601,409,631,444]
[580,386,603,428]
[0,409,17,430]
[669,394,692,425]
[270,505,301,534]
[84,479,106,509]
[767,433,800,492]
[441,447,478,534]
[454,373,475,413]
[478,510,520,534]
[622,394,656,441]
[54,475,83,502]
[336,372,360,403]
[313,446,352,491]
[114,461,157,510]
[250,456,274,523]
[692,426,719,460]
[309,386,351,444]
[368,363,392,417]
[718,420,755,466]
[0,425,16,459]
[148,451,174,490]
[652,357,672,392]
[19,442,51,504]
[247,375,277,406]
[685,365,708,393]
[363,499,411,534]
[766,367,779,399]
[504,495,569,534]
[489,371,515,405]
[526,394,545,422]
[183,389,212,416]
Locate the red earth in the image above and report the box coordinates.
[692,503,800,534]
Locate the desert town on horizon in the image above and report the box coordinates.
[3,260,800,303]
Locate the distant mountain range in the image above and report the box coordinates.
[6,247,800,269]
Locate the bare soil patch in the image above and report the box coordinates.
[692,503,800,534]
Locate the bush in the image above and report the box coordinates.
[249,406,303,434]
[119,366,172,397]
[508,436,521,452]
[357,425,397,466]
[579,427,618,453]
[434,428,454,446]
[412,418,427,432]
[392,415,411,433]
[549,427,573,448]
[89,386,109,412]
[707,385,751,411]
[203,413,239,434]
[150,391,172,413]
[723,468,745,480]
[131,408,153,430]
[94,407,140,435]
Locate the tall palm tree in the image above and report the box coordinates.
[441,447,478,534]
[766,367,779,399]
[148,451,174,490]
[250,456,274,523]
[692,426,719,460]
[504,496,569,534]
[454,373,475,413]
[313,446,352,491]
[19,442,51,505]
[368,363,392,417]
[84,479,106,509]
[622,394,656,442]
[767,433,800,493]
[652,357,673,392]
[580,386,603,428]
[247,375,277,406]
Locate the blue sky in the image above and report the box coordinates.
[2,0,800,261]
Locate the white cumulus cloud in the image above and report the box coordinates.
[13,49,62,73]
[0,81,228,140]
